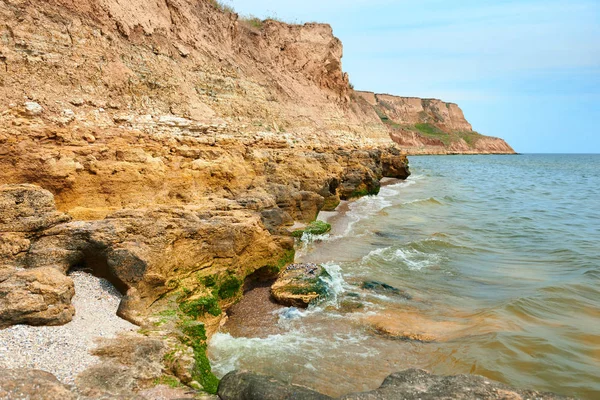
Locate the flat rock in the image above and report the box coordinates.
[361,280,411,300]
[0,369,76,400]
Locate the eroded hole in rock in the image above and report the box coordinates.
[68,248,128,296]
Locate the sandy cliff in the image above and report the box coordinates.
[356,92,515,154]
[0,0,515,397]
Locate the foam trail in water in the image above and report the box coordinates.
[343,178,418,236]
[362,245,441,270]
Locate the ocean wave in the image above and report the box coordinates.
[362,245,442,270]
[343,178,419,236]
[209,328,372,378]
[400,197,443,206]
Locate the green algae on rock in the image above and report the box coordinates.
[271,264,332,308]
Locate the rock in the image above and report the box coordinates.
[22,101,43,116]
[0,184,71,233]
[363,309,478,343]
[0,266,75,328]
[218,370,333,400]
[381,149,410,179]
[158,115,194,127]
[76,335,165,397]
[361,281,411,300]
[83,133,96,143]
[0,369,76,400]
[340,369,572,400]
[70,98,85,106]
[271,263,331,308]
[216,369,570,400]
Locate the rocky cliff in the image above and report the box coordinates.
[0,0,518,398]
[356,92,515,154]
[0,0,411,396]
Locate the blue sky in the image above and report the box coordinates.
[227,0,600,153]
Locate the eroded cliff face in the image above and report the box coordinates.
[0,0,515,396]
[0,0,412,395]
[0,0,388,145]
[356,92,515,154]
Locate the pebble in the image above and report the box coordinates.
[0,271,137,384]
[286,263,319,274]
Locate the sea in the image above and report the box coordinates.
[208,154,600,399]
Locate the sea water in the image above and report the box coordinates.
[209,154,600,399]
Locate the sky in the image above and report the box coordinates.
[226,0,599,153]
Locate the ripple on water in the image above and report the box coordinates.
[210,155,600,399]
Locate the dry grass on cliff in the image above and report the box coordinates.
[209,0,234,14]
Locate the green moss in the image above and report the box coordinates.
[288,267,332,300]
[265,249,295,274]
[180,322,219,394]
[157,309,177,317]
[153,375,184,388]
[179,296,222,318]
[201,274,218,288]
[217,275,242,299]
[304,220,332,235]
[350,185,380,198]
[291,230,304,238]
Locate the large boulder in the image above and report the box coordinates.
[0,184,71,233]
[0,266,75,328]
[218,371,333,400]
[341,369,571,400]
[0,369,76,400]
[271,263,331,308]
[217,370,570,400]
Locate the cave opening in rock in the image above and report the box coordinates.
[67,247,128,296]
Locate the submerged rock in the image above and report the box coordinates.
[361,280,412,300]
[271,264,331,308]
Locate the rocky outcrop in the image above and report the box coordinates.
[0,0,518,397]
[0,267,75,328]
[218,371,333,400]
[271,263,331,308]
[356,92,515,154]
[0,369,77,400]
[217,370,570,400]
[341,369,571,400]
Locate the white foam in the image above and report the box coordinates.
[362,246,441,271]
[343,178,418,236]
[209,328,371,378]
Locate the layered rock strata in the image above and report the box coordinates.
[355,92,515,154]
[0,0,519,397]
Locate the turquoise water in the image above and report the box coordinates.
[210,154,600,399]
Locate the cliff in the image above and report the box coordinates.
[0,0,516,397]
[0,0,410,396]
[356,92,515,154]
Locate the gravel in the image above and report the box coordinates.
[0,271,137,384]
